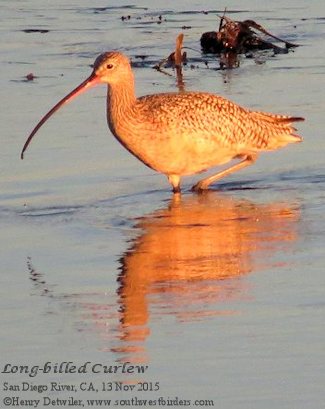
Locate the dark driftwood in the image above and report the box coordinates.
[201,15,299,54]
[153,33,186,91]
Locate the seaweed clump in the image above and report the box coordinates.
[201,14,298,55]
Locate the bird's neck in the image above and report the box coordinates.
[106,77,137,133]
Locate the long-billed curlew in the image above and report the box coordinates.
[21,51,304,193]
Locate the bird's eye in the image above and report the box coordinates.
[106,64,113,69]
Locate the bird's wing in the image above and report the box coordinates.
[138,91,248,147]
[137,92,303,150]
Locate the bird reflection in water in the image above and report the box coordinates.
[110,192,300,361]
[28,192,300,363]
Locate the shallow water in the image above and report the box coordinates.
[1,1,324,408]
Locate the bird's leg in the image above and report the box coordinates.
[191,154,257,192]
[167,174,181,194]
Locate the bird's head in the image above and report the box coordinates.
[20,51,131,159]
[92,51,132,84]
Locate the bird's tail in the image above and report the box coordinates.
[254,111,304,125]
[253,111,304,149]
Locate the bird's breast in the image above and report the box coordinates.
[106,109,236,176]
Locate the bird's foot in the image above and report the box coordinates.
[172,186,181,194]
[191,182,210,193]
[168,174,181,194]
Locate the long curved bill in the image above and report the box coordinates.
[21,72,100,159]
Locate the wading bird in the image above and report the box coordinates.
[21,51,304,193]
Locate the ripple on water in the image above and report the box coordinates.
[19,206,80,218]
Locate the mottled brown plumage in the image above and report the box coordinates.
[21,51,304,193]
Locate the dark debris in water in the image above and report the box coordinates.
[134,55,149,61]
[154,33,187,70]
[153,33,187,92]
[121,13,166,24]
[200,11,299,68]
[18,9,303,96]
[11,73,38,83]
[22,28,49,34]
[25,73,36,81]
[127,7,301,79]
[27,257,54,297]
[201,16,298,53]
